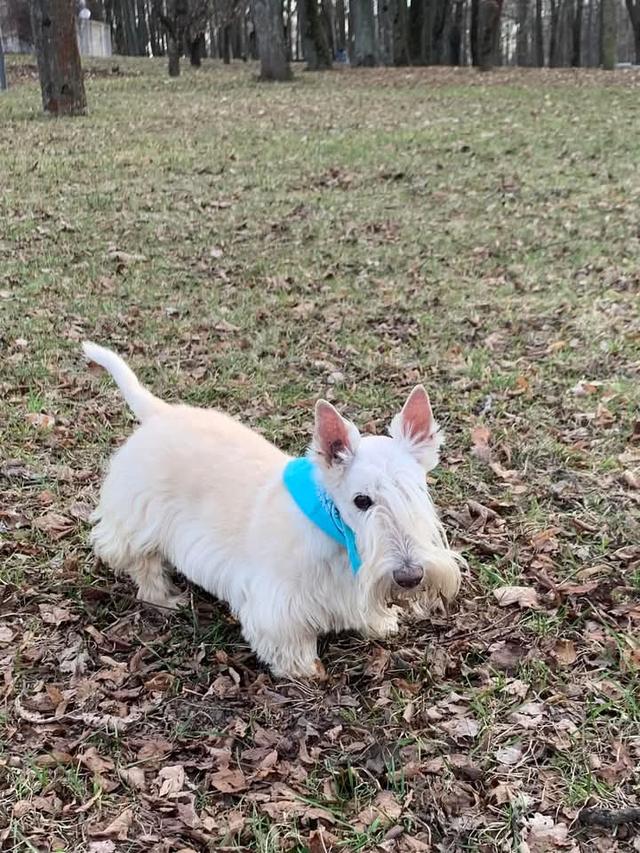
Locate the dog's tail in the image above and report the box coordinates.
[82,341,166,422]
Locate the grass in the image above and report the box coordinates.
[1,56,639,851]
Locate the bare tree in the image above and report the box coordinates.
[516,0,528,63]
[571,0,583,65]
[549,0,560,64]
[533,0,544,64]
[334,0,345,51]
[392,0,409,63]
[158,0,188,75]
[351,0,376,64]
[601,0,616,66]
[626,0,640,62]
[31,0,87,115]
[477,0,503,67]
[0,23,6,90]
[300,0,332,68]
[449,0,464,63]
[251,0,292,79]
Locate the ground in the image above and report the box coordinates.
[1,56,639,853]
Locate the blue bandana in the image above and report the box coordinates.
[283,457,361,574]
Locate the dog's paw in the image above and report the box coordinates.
[312,658,328,681]
[138,589,188,612]
[365,607,401,639]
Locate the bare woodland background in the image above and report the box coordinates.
[0,0,638,74]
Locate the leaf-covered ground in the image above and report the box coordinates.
[1,57,639,853]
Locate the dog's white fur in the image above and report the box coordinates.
[83,342,463,678]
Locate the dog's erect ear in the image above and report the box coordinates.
[313,400,359,468]
[389,385,443,470]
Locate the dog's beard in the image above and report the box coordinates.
[352,488,462,608]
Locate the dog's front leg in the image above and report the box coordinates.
[362,605,401,639]
[240,606,324,680]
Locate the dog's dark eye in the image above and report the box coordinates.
[354,494,373,511]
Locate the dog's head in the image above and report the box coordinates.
[311,386,463,603]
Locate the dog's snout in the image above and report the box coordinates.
[393,563,424,589]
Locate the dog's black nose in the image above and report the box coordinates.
[393,563,424,589]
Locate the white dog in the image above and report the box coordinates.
[83,342,463,679]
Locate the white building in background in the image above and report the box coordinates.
[76,0,111,57]
[77,18,112,57]
[0,0,111,57]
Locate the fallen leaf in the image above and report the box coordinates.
[91,808,134,840]
[157,764,185,797]
[175,793,201,828]
[12,800,32,818]
[471,425,492,463]
[136,738,173,763]
[34,512,75,540]
[524,812,571,852]
[39,603,78,625]
[570,380,600,396]
[209,766,247,793]
[441,717,480,740]
[494,585,539,609]
[489,461,523,485]
[25,412,55,430]
[88,843,116,853]
[119,766,146,790]
[556,579,600,596]
[553,639,577,666]
[622,469,640,489]
[68,501,93,522]
[0,626,14,644]
[80,747,115,777]
[510,374,530,395]
[144,672,176,693]
[489,641,527,672]
[106,249,147,264]
[495,744,523,766]
[356,790,402,827]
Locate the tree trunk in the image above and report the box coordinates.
[136,0,149,55]
[222,23,231,62]
[116,0,140,54]
[408,0,422,61]
[549,0,560,65]
[161,0,188,76]
[379,0,393,64]
[626,0,640,63]
[251,0,292,79]
[392,0,409,63]
[600,0,616,67]
[449,0,463,63]
[432,0,450,62]
[571,0,583,65]
[470,0,479,64]
[516,0,528,64]
[351,0,376,64]
[477,0,502,68]
[167,34,180,74]
[0,31,6,91]
[534,0,544,64]
[301,0,332,67]
[421,0,434,63]
[189,31,205,65]
[31,0,87,115]
[149,1,163,55]
[322,0,335,56]
[335,0,346,48]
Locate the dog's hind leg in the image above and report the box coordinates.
[129,553,186,610]
[91,518,185,610]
